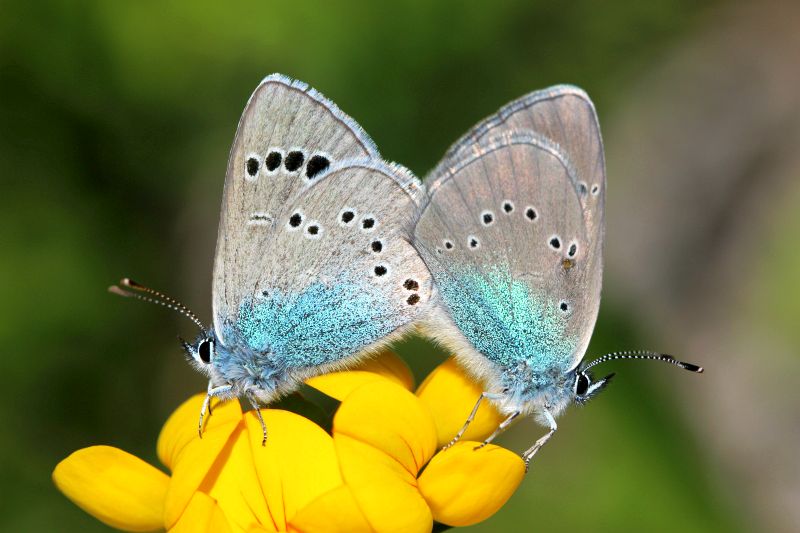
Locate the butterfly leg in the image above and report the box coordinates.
[521,408,557,472]
[474,411,520,450]
[246,392,268,446]
[443,391,507,451]
[198,383,233,438]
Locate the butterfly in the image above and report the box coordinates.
[412,85,702,469]
[111,74,432,443]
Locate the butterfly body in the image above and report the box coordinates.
[118,74,432,440]
[412,87,610,464]
[414,86,702,468]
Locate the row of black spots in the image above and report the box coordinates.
[484,202,545,225]
[286,211,321,238]
[245,150,330,179]
[338,208,376,232]
[437,235,480,254]
[548,236,579,256]
[403,278,420,306]
[498,199,539,221]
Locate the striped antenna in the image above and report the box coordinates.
[582,350,703,373]
[109,278,205,332]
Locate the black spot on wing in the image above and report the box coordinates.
[285,151,305,172]
[305,155,330,179]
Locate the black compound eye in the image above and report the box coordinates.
[198,340,213,364]
[576,373,589,396]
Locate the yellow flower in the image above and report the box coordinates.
[307,355,525,531]
[53,353,524,532]
[53,394,352,532]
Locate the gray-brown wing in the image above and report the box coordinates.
[213,74,380,339]
[415,131,599,373]
[215,158,431,369]
[431,85,605,252]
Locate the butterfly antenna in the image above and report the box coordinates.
[108,278,206,332]
[582,350,703,373]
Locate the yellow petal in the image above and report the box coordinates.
[157,393,242,470]
[162,398,243,529]
[417,441,524,527]
[346,480,432,533]
[245,409,342,531]
[305,350,414,400]
[354,350,415,390]
[333,380,437,480]
[53,446,168,532]
[197,426,268,532]
[169,490,232,533]
[415,357,505,447]
[288,485,372,533]
[335,434,415,486]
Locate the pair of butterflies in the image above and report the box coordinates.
[112,74,701,468]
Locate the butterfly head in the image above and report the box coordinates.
[572,369,615,405]
[571,350,703,405]
[181,333,217,369]
[109,278,222,378]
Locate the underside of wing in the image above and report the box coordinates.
[218,159,432,373]
[213,74,380,338]
[416,131,600,375]
[431,85,605,249]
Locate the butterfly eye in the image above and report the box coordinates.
[197,339,214,364]
[575,373,589,396]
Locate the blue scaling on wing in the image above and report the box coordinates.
[436,265,578,374]
[233,280,400,369]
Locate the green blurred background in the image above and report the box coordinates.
[3,0,799,531]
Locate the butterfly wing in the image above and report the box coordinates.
[213,74,380,342]
[415,130,598,379]
[433,85,605,252]
[223,159,431,376]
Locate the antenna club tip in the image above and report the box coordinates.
[120,278,140,287]
[108,285,128,297]
[681,362,704,373]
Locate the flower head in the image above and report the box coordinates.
[53,352,524,532]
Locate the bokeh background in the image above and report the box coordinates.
[2,1,798,531]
